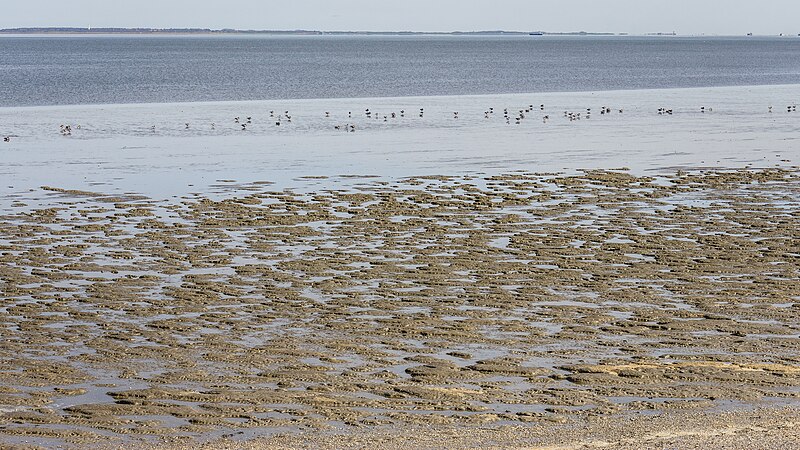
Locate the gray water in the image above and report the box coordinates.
[1,35,800,107]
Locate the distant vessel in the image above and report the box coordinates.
[529,32,544,36]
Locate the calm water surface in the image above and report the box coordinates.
[1,35,800,106]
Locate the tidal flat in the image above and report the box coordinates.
[1,168,798,448]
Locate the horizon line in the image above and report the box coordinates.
[0,27,796,37]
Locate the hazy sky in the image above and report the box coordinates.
[2,0,799,35]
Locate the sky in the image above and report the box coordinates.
[2,0,799,35]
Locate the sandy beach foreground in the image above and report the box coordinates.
[1,168,798,448]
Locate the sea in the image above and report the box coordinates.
[1,35,800,107]
[0,35,799,200]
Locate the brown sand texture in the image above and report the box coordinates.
[0,169,799,448]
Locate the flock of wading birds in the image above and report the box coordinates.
[2,103,798,141]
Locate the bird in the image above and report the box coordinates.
[3,136,9,142]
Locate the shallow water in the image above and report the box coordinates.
[0,84,798,205]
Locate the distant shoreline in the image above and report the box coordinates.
[0,27,615,36]
[0,27,708,37]
[0,28,795,37]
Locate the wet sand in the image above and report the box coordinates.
[148,405,800,449]
[1,168,799,448]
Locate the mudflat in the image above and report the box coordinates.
[1,168,798,448]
